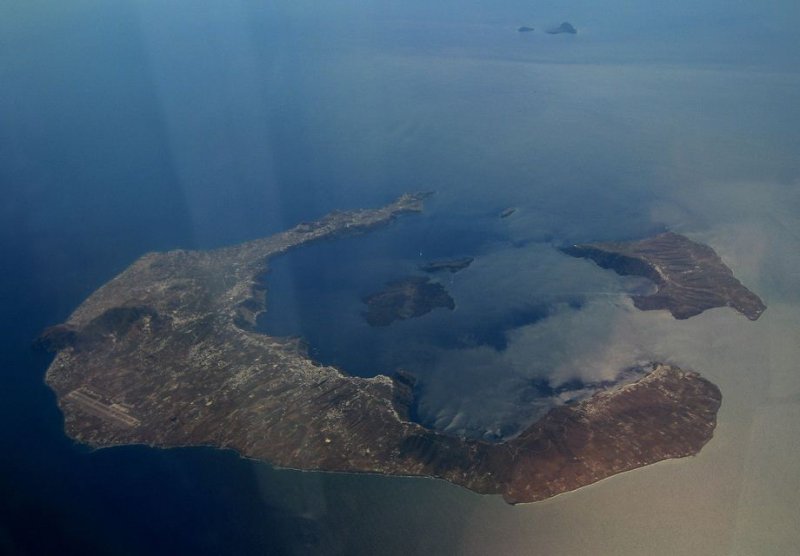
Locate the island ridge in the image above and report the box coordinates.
[562,232,766,320]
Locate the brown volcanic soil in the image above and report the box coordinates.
[562,232,766,320]
[41,195,721,503]
[363,276,455,327]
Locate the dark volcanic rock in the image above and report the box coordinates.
[390,370,418,422]
[363,276,455,327]
[418,257,473,274]
[34,324,79,352]
[547,22,577,34]
[562,231,766,320]
[41,196,722,504]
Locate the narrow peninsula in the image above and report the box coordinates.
[41,196,722,503]
[418,257,473,274]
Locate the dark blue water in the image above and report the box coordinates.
[257,203,539,377]
[256,203,605,440]
[0,131,308,556]
[4,0,798,553]
[0,4,355,553]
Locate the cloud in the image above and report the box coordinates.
[415,297,662,440]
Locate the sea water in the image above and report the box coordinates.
[3,0,800,554]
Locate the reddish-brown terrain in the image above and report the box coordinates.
[40,195,722,503]
[563,232,766,320]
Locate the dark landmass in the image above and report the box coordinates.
[418,257,473,274]
[41,196,721,503]
[562,231,766,320]
[363,276,455,327]
[517,26,535,33]
[547,22,578,35]
[500,207,517,218]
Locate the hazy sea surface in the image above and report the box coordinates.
[2,0,800,554]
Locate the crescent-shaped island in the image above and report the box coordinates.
[40,194,724,504]
[562,232,766,320]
